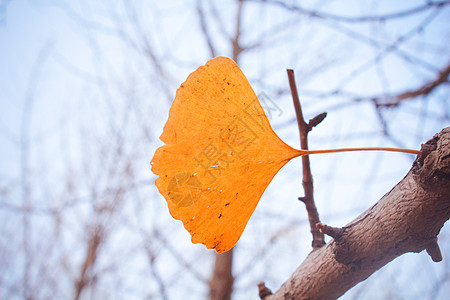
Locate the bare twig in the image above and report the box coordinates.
[375,61,450,107]
[142,237,168,300]
[255,0,450,23]
[20,42,53,300]
[231,0,244,62]
[196,0,217,58]
[334,8,443,92]
[287,69,325,250]
[74,226,103,300]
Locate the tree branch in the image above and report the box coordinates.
[231,0,244,62]
[209,250,234,300]
[254,0,450,23]
[74,226,103,300]
[260,127,450,299]
[196,0,217,58]
[287,69,326,250]
[376,61,450,107]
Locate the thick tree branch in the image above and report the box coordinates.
[260,127,450,299]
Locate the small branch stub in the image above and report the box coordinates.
[426,238,442,262]
[316,223,344,239]
[258,282,273,299]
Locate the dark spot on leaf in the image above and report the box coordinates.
[225,203,230,206]
[218,214,222,219]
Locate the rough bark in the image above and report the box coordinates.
[261,127,450,300]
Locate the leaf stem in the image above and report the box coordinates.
[300,147,421,156]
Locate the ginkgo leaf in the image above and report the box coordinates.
[151,56,303,253]
[150,56,421,253]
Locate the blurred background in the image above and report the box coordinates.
[1,0,449,299]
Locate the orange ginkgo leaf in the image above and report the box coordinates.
[150,56,421,253]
